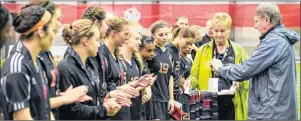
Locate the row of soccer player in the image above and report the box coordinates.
[0,1,197,120]
[0,1,298,120]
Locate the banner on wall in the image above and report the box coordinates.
[3,3,300,27]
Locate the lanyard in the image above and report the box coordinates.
[213,43,230,61]
[115,56,125,86]
[212,43,230,78]
[36,61,50,119]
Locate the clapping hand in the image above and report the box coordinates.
[108,90,132,107]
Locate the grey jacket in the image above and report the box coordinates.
[219,24,299,120]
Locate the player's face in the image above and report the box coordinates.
[40,8,62,51]
[86,27,101,57]
[52,8,62,34]
[127,30,141,52]
[40,21,56,51]
[152,27,169,47]
[179,38,193,54]
[113,25,130,47]
[140,43,155,60]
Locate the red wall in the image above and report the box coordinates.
[3,3,300,27]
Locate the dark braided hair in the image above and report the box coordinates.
[0,3,13,49]
[13,6,50,40]
[22,0,58,15]
[140,35,154,49]
[82,6,106,26]
[0,3,11,30]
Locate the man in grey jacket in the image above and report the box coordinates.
[210,3,299,120]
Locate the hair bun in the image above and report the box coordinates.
[62,24,73,45]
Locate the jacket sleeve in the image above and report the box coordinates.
[219,37,281,82]
[58,65,108,119]
[2,73,31,114]
[68,102,108,119]
[104,57,117,92]
[188,48,202,89]
[106,65,117,91]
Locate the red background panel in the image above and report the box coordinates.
[3,3,300,27]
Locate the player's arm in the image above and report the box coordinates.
[13,108,33,120]
[3,73,34,120]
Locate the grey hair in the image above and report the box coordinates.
[254,3,281,26]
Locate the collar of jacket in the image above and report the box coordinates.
[205,38,232,49]
[15,41,35,61]
[259,24,282,40]
[67,48,87,70]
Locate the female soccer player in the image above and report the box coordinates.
[1,6,61,120]
[21,1,63,119]
[119,21,154,120]
[165,25,196,104]
[0,3,13,49]
[64,6,108,57]
[178,32,194,119]
[0,3,13,120]
[139,37,156,120]
[146,20,174,120]
[58,19,122,120]
[99,17,153,120]
[8,2,91,120]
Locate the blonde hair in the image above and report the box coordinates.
[211,12,232,29]
[105,17,129,59]
[62,19,97,45]
[128,21,143,33]
[127,21,144,70]
[105,17,129,37]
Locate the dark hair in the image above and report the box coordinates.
[150,20,168,35]
[140,36,154,49]
[171,25,181,40]
[13,6,50,40]
[0,3,11,30]
[62,19,96,45]
[82,6,106,25]
[171,25,196,44]
[22,0,58,15]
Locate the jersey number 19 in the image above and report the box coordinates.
[159,63,169,74]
